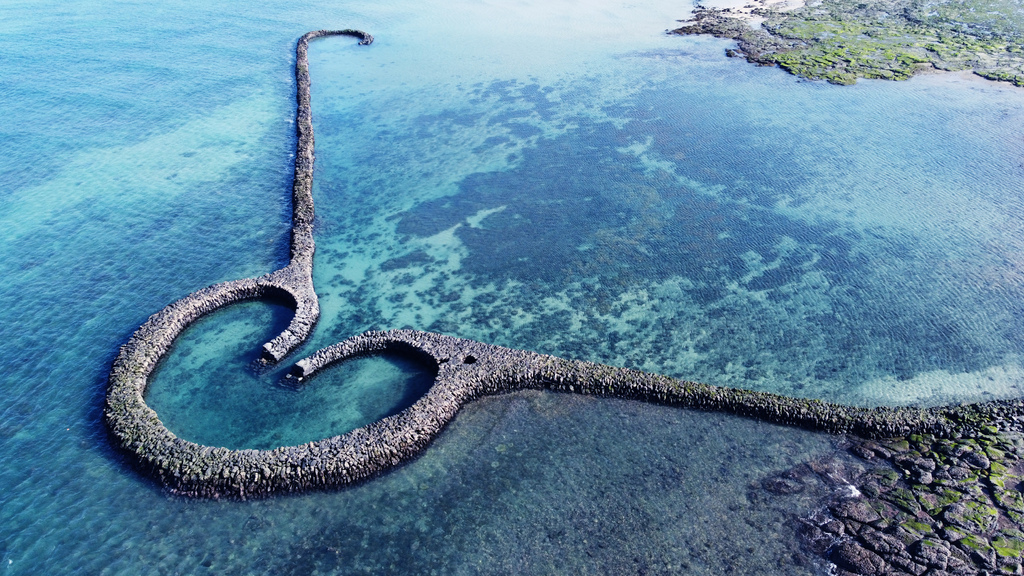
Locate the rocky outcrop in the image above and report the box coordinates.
[799,428,1024,575]
[672,0,1024,86]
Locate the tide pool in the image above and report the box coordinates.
[2,0,1023,572]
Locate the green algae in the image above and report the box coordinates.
[961,532,993,552]
[1000,490,1024,513]
[889,486,923,514]
[993,534,1024,558]
[938,488,964,507]
[887,438,911,453]
[832,428,1024,572]
[902,519,934,534]
[944,525,970,541]
[965,500,1001,532]
[674,0,1024,85]
[876,467,901,486]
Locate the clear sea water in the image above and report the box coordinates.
[3,0,1024,572]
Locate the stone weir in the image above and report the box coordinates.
[106,30,1024,502]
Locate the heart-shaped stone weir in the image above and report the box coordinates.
[105,29,1024,502]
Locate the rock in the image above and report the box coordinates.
[822,519,846,536]
[895,454,936,473]
[967,546,996,570]
[831,499,882,524]
[830,541,888,575]
[963,451,991,469]
[913,470,933,485]
[860,526,905,555]
[888,550,928,575]
[943,503,970,529]
[946,466,971,480]
[863,441,893,459]
[861,481,882,498]
[909,538,949,570]
[763,474,803,494]
[852,444,878,460]
[943,550,971,574]
[944,501,999,534]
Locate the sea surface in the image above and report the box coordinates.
[3,0,1024,573]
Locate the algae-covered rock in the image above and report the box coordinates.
[944,501,999,534]
[830,540,888,575]
[992,534,1024,559]
[832,499,883,524]
[810,430,1024,574]
[888,487,923,515]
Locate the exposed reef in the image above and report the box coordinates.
[672,0,1024,85]
[105,27,1024,575]
[802,430,1024,575]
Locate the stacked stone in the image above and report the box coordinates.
[290,28,374,250]
[259,29,373,362]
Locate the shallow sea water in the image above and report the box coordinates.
[2,0,1024,572]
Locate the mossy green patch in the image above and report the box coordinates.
[918,492,943,514]
[888,439,911,453]
[938,489,963,508]
[960,533,992,552]
[1000,490,1024,513]
[888,487,922,514]
[944,525,970,541]
[992,535,1024,558]
[964,500,1000,533]
[902,519,934,534]
[869,499,895,520]
[875,467,901,486]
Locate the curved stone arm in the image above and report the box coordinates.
[260,30,371,361]
[104,29,375,495]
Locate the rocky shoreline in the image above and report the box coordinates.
[672,0,1024,86]
[105,28,1024,575]
[776,427,1024,575]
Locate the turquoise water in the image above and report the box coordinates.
[145,301,438,450]
[2,0,1024,572]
